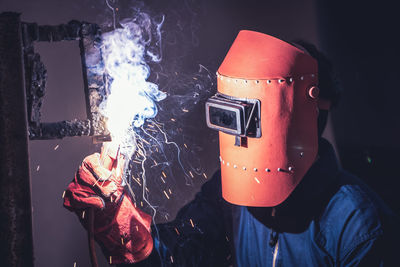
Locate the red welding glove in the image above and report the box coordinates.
[63,147,153,265]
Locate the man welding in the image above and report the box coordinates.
[64,30,399,266]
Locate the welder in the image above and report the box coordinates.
[63,30,399,266]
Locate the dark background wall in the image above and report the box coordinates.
[0,0,398,266]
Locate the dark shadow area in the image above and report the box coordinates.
[317,0,400,216]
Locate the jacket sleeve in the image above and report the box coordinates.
[118,170,233,267]
[339,231,399,266]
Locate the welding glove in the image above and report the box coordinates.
[63,151,153,264]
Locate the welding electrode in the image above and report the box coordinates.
[88,141,121,267]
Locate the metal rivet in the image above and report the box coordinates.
[277,168,282,172]
[279,79,285,83]
[243,167,247,170]
[254,168,258,172]
[222,160,225,164]
[244,80,248,83]
[235,80,238,83]
[234,165,237,169]
[289,77,293,83]
[265,168,271,172]
[300,76,304,80]
[288,166,293,171]
[255,80,259,84]
[267,80,271,84]
[227,162,230,166]
[300,152,304,157]
[219,156,222,162]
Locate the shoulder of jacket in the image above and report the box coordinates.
[316,170,387,259]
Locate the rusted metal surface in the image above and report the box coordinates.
[21,20,109,140]
[79,22,110,138]
[0,12,34,267]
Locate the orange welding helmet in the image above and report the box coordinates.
[205,30,319,207]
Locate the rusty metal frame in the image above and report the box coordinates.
[22,18,110,140]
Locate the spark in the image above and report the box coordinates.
[183,143,188,148]
[36,165,40,171]
[202,173,208,179]
[132,176,142,186]
[254,177,260,184]
[190,218,195,228]
[73,262,76,267]
[174,228,180,235]
[168,188,172,194]
[54,144,59,150]
[141,138,150,145]
[163,190,170,199]
[170,118,176,122]
[82,211,85,219]
[182,108,189,112]
[146,128,157,132]
[62,191,66,199]
[161,171,167,178]
[160,177,166,183]
[121,237,124,245]
[170,256,174,263]
[109,256,112,264]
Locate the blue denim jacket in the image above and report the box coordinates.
[122,139,399,266]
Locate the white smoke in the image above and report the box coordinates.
[99,15,166,157]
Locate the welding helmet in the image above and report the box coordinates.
[205,30,319,207]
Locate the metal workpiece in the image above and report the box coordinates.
[0,12,35,267]
[79,22,110,138]
[28,119,91,140]
[19,18,109,140]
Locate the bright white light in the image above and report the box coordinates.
[100,17,166,156]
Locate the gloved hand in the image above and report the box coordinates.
[63,145,153,265]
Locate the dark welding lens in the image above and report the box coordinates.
[209,106,238,130]
[205,93,261,137]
